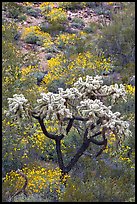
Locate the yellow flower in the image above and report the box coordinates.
[125,84,135,95]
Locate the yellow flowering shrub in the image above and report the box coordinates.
[40,2,67,25]
[46,8,68,25]
[21,26,40,39]
[22,2,33,6]
[125,84,135,95]
[55,31,88,50]
[28,121,57,155]
[21,65,37,77]
[104,131,117,154]
[40,2,55,14]
[104,131,134,169]
[3,164,70,197]
[55,33,77,47]
[21,26,53,48]
[3,66,21,86]
[107,2,114,6]
[42,51,111,88]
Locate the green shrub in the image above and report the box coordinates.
[71,18,85,29]
[72,17,85,25]
[59,158,135,202]
[59,2,86,10]
[97,2,135,74]
[71,22,82,29]
[47,79,66,93]
[3,2,24,19]
[40,22,65,35]
[84,21,100,33]
[17,15,27,22]
[24,33,40,44]
[26,8,40,18]
[95,7,111,15]
[14,193,49,202]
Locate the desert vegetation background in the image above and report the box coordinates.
[2,2,135,202]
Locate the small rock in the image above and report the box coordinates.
[84,14,88,18]
[65,27,79,34]
[45,53,54,60]
[129,75,135,86]
[39,47,45,52]
[68,17,72,21]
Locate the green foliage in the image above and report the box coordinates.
[2,14,40,176]
[59,2,86,10]
[40,22,66,35]
[24,33,41,45]
[17,15,27,22]
[84,21,100,33]
[2,2,135,202]
[59,158,135,202]
[2,20,22,108]
[2,2,24,19]
[14,193,49,202]
[47,79,66,93]
[95,6,111,15]
[72,17,85,25]
[26,7,41,18]
[97,2,135,76]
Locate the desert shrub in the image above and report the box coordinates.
[42,51,112,89]
[14,193,49,202]
[40,2,55,14]
[26,7,41,18]
[2,164,68,202]
[72,17,85,25]
[40,22,66,35]
[2,2,25,19]
[47,79,67,93]
[46,8,68,25]
[95,6,111,15]
[40,3,68,26]
[39,22,52,33]
[85,2,100,8]
[59,156,135,202]
[84,21,101,33]
[97,2,135,76]
[58,2,86,10]
[59,169,135,202]
[24,33,40,44]
[54,31,90,54]
[21,26,54,49]
[17,15,27,22]
[71,22,84,29]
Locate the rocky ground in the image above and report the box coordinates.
[2,2,119,70]
[3,2,134,85]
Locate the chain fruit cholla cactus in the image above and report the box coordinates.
[7,75,132,174]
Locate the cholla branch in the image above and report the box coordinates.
[66,118,75,134]
[38,118,64,140]
[83,128,89,141]
[95,139,107,157]
[63,116,89,121]
[93,90,116,98]
[95,127,107,157]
